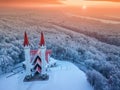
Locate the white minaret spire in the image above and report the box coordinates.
[39,32,47,75]
[23,31,31,76]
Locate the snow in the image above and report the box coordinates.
[107,16,120,19]
[67,13,120,24]
[0,59,93,90]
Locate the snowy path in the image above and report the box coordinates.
[0,60,93,90]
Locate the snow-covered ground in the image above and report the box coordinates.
[0,59,93,90]
[67,13,120,24]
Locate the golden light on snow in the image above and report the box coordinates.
[62,0,120,8]
[82,5,87,9]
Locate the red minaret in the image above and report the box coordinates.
[23,31,29,46]
[39,32,45,46]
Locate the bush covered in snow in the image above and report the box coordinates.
[87,70,109,90]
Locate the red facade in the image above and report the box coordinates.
[23,31,29,46]
[39,32,45,46]
[30,50,52,63]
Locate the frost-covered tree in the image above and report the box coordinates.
[87,70,109,90]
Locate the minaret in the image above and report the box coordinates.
[23,31,31,76]
[39,32,47,75]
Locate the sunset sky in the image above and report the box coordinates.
[0,0,120,7]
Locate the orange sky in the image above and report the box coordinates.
[0,0,120,7]
[64,0,120,7]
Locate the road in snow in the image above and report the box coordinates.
[0,60,93,90]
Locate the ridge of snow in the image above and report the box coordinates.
[67,13,120,24]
